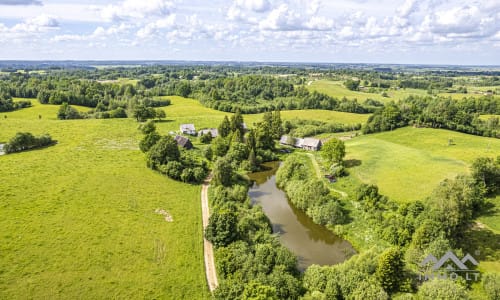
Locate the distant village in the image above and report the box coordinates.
[176,123,323,151]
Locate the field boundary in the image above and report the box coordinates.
[201,177,218,292]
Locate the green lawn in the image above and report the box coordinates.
[0,102,209,299]
[307,80,428,103]
[336,127,500,202]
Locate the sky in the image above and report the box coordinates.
[0,0,499,64]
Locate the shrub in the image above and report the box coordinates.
[4,132,55,153]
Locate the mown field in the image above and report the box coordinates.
[0,101,209,299]
[307,80,428,103]
[328,127,500,203]
[308,79,499,102]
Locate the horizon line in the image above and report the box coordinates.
[0,59,499,68]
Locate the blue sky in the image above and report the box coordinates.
[0,0,499,64]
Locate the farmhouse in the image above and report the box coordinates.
[279,135,294,146]
[279,135,321,151]
[302,138,322,151]
[0,143,4,155]
[180,124,196,135]
[198,128,218,138]
[174,135,193,150]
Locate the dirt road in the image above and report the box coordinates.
[201,179,218,292]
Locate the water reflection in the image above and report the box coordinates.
[248,162,355,270]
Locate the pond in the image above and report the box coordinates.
[247,161,355,270]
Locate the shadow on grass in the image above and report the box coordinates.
[462,228,500,262]
[344,159,362,168]
[153,119,174,123]
[3,141,58,155]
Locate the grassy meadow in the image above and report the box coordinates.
[308,79,499,103]
[0,96,369,298]
[0,101,209,299]
[154,95,370,134]
[324,127,500,203]
[307,80,428,103]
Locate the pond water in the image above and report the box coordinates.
[247,161,355,270]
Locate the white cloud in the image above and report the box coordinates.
[52,23,131,42]
[234,0,271,13]
[258,3,333,31]
[136,14,176,39]
[259,4,301,31]
[101,0,174,22]
[397,0,418,18]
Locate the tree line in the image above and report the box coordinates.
[364,95,500,138]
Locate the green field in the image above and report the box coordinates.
[309,79,500,103]
[307,80,428,103]
[0,102,209,299]
[154,96,369,134]
[332,127,500,203]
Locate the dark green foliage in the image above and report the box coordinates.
[230,109,245,136]
[376,247,404,293]
[212,156,235,186]
[57,103,82,120]
[146,135,180,169]
[307,200,347,226]
[276,155,349,228]
[0,93,31,112]
[227,142,249,165]
[276,155,309,188]
[211,136,230,158]
[482,273,500,300]
[140,120,156,135]
[205,209,239,247]
[356,184,387,211]
[155,109,166,121]
[471,156,500,195]
[321,138,346,166]
[285,118,362,138]
[255,122,274,151]
[271,110,282,139]
[1,95,14,112]
[195,76,371,114]
[109,107,127,118]
[199,132,212,144]
[416,279,469,300]
[363,102,404,133]
[427,175,483,240]
[218,116,232,138]
[364,95,500,137]
[344,79,360,91]
[241,281,278,300]
[133,104,156,122]
[4,132,55,153]
[139,132,161,153]
[214,279,246,300]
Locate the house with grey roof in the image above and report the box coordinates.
[302,138,322,151]
[180,124,196,135]
[279,135,320,151]
[198,128,218,138]
[174,135,193,150]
